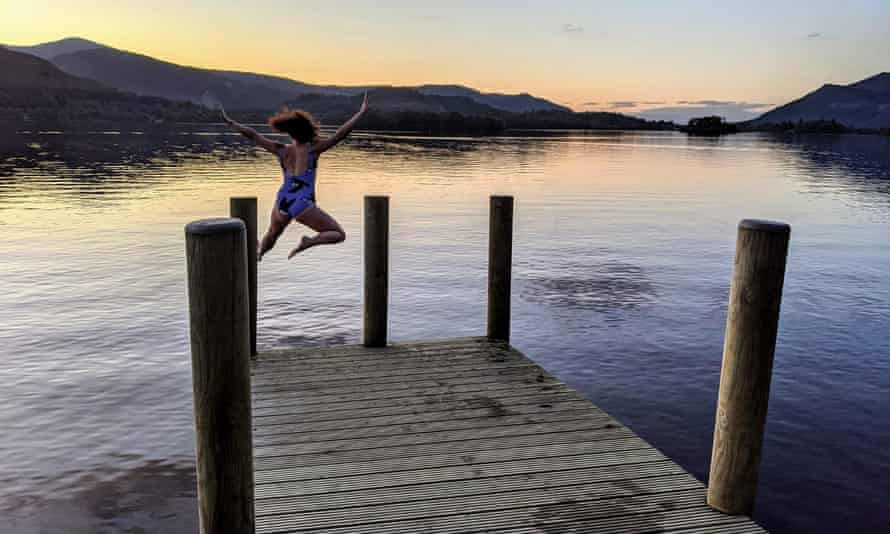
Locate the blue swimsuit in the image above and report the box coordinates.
[275,144,317,218]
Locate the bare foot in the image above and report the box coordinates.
[288,236,314,259]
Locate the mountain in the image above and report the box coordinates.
[278,88,501,120]
[416,85,569,112]
[4,37,666,132]
[751,73,890,130]
[4,37,103,60]
[49,47,301,110]
[0,46,106,91]
[0,47,214,124]
[849,72,890,94]
[13,37,568,113]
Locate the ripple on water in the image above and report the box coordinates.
[1,130,889,534]
[518,256,657,316]
[0,460,198,534]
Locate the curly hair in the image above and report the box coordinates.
[268,109,320,144]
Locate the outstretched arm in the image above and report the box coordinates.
[221,107,282,154]
[313,92,369,154]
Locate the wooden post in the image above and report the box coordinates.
[487,195,514,341]
[185,218,254,534]
[708,219,790,516]
[230,197,258,356]
[364,196,389,347]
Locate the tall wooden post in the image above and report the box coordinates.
[364,196,389,347]
[708,219,790,515]
[487,195,514,341]
[230,197,257,356]
[185,218,254,534]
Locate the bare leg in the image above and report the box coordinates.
[258,208,291,261]
[288,206,346,259]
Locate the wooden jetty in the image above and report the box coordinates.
[184,196,789,534]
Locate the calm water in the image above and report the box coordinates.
[0,128,888,533]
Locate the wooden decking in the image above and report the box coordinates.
[250,337,767,534]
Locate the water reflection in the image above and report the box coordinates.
[769,133,890,205]
[1,461,197,534]
[1,128,888,534]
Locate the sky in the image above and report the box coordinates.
[2,0,889,121]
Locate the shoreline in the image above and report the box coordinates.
[3,121,889,138]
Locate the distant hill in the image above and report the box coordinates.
[49,47,300,111]
[12,37,568,114]
[849,72,890,94]
[3,37,668,132]
[276,88,501,121]
[416,85,569,113]
[0,47,213,124]
[751,73,890,130]
[0,46,106,91]
[501,110,661,130]
[236,90,660,133]
[4,37,103,60]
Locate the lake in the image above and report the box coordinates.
[0,128,888,533]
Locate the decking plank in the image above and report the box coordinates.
[256,482,705,531]
[255,450,672,501]
[253,345,520,371]
[253,357,535,384]
[253,411,604,442]
[254,437,655,483]
[253,399,599,431]
[254,422,631,459]
[257,337,493,361]
[254,429,637,471]
[251,338,766,533]
[253,385,575,415]
[253,375,564,403]
[256,461,684,513]
[256,506,763,534]
[251,364,546,392]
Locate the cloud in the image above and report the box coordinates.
[636,101,774,123]
[608,101,640,109]
[583,99,770,121]
[676,100,769,109]
[598,100,667,109]
[562,24,584,33]
[807,32,822,38]
[677,100,734,105]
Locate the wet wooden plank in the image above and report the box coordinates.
[254,410,601,444]
[253,384,575,414]
[253,399,598,430]
[251,364,546,393]
[257,465,692,517]
[251,338,767,534]
[254,437,654,483]
[255,450,673,501]
[254,422,632,459]
[253,374,564,403]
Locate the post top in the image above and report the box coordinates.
[230,196,257,202]
[186,217,245,236]
[738,219,790,234]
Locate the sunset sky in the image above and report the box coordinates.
[3,0,889,120]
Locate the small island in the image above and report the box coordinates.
[680,116,739,136]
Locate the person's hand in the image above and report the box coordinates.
[359,92,369,114]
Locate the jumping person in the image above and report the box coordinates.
[221,93,368,260]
